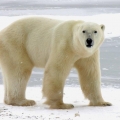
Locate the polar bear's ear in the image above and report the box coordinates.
[100,24,105,31]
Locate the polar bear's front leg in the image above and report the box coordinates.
[74,50,112,106]
[42,54,74,109]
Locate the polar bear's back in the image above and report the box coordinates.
[0,17,62,44]
[0,17,63,67]
[17,17,62,33]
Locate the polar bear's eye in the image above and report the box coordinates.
[82,30,86,33]
[94,31,97,33]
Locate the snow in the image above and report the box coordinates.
[102,68,109,70]
[0,85,120,120]
[0,14,120,120]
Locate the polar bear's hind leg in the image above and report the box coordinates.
[0,50,35,106]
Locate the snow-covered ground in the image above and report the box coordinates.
[0,85,120,120]
[0,12,120,120]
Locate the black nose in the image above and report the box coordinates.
[86,38,92,44]
[86,38,93,48]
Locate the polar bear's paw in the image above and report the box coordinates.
[50,103,74,109]
[89,101,112,106]
[5,99,36,106]
[19,99,36,106]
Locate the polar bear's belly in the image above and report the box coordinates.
[26,36,51,68]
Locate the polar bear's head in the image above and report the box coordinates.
[73,22,105,57]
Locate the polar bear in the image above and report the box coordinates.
[0,17,111,109]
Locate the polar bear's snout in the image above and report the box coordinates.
[85,38,94,48]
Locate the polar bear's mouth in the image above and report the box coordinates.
[85,38,94,48]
